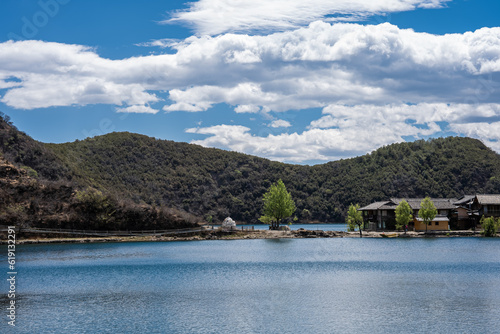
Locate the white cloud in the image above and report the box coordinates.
[269,120,292,128]
[450,122,500,153]
[116,105,158,114]
[309,103,500,129]
[185,123,403,162]
[166,0,450,35]
[1,21,500,161]
[0,40,161,109]
[234,105,260,113]
[1,24,500,113]
[186,103,500,162]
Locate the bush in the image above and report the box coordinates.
[74,187,115,228]
[21,166,38,178]
[481,216,500,237]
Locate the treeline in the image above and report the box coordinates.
[3,112,500,225]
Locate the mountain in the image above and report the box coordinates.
[0,113,201,230]
[48,129,500,224]
[2,112,500,225]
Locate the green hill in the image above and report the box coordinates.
[0,113,200,230]
[3,112,500,225]
[49,131,500,224]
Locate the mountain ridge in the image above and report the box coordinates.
[2,112,500,225]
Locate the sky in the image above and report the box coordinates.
[0,0,499,164]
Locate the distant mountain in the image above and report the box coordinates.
[2,112,500,225]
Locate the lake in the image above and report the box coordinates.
[2,238,500,333]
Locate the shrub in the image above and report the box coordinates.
[481,216,500,237]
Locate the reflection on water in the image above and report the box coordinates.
[2,238,500,334]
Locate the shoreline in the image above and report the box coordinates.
[2,229,493,245]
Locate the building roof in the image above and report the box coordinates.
[358,201,392,211]
[379,203,398,210]
[453,195,475,206]
[475,194,500,205]
[391,198,457,210]
[360,195,500,213]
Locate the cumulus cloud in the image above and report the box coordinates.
[1,24,500,113]
[187,103,500,162]
[166,0,451,35]
[451,122,500,153]
[116,105,158,114]
[162,22,500,111]
[0,40,162,110]
[269,119,292,128]
[1,21,500,161]
[185,123,405,162]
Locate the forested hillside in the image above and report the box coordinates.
[0,113,200,230]
[2,112,500,225]
[49,130,500,224]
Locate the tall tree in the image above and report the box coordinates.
[260,179,296,230]
[395,200,412,233]
[418,197,437,233]
[347,203,364,238]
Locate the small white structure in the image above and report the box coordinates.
[221,217,236,230]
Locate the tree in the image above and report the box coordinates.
[481,216,500,237]
[74,187,115,228]
[395,200,412,233]
[418,197,437,233]
[347,203,364,238]
[259,179,296,230]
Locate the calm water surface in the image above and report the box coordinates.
[2,238,500,333]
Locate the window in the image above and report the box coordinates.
[487,205,500,216]
[435,221,439,225]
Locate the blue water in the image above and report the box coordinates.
[2,238,500,333]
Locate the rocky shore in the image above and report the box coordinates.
[4,228,492,245]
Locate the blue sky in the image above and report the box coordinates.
[0,0,500,164]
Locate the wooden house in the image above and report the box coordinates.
[472,195,500,217]
[359,197,456,231]
[359,194,500,231]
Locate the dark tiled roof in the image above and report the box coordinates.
[358,201,391,211]
[476,194,500,205]
[391,198,457,210]
[453,195,475,206]
[361,195,500,212]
